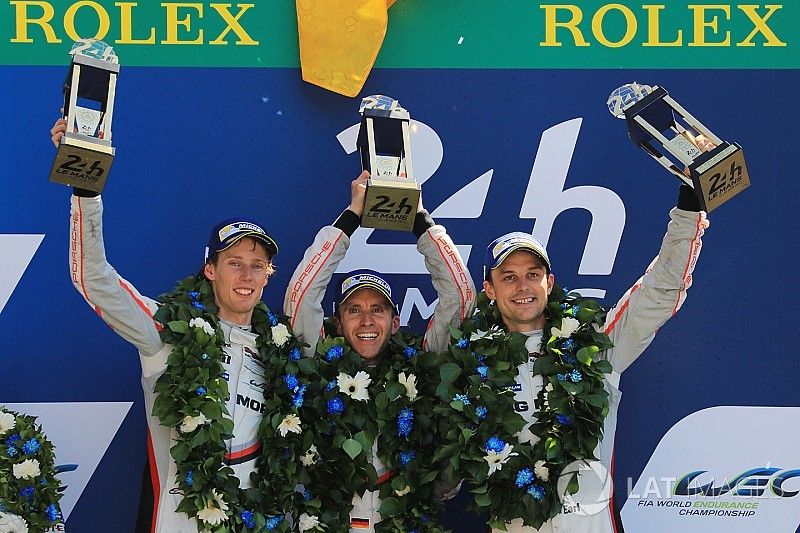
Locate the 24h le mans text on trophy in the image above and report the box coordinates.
[356,95,421,232]
[49,39,119,193]
[608,82,749,212]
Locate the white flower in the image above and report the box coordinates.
[397,372,418,401]
[534,460,550,482]
[395,485,412,496]
[189,317,215,336]
[197,489,228,526]
[338,371,371,402]
[271,323,290,346]
[516,427,540,446]
[300,445,318,466]
[12,459,40,480]
[470,325,503,341]
[0,412,15,434]
[179,413,209,433]
[298,513,320,532]
[552,317,580,339]
[0,512,29,533]
[277,413,302,437]
[484,443,518,476]
[525,335,540,354]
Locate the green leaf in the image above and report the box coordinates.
[577,345,599,365]
[170,442,189,463]
[567,472,580,494]
[594,359,613,374]
[474,490,492,507]
[342,438,363,460]
[168,320,188,334]
[439,363,461,384]
[378,496,402,516]
[586,393,608,408]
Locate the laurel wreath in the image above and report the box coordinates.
[0,407,63,533]
[152,275,306,533]
[436,286,613,529]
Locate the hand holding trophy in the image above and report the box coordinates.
[608,82,750,212]
[49,39,120,193]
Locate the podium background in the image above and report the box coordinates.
[1,2,799,531]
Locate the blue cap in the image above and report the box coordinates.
[484,232,551,279]
[333,269,397,314]
[205,218,278,262]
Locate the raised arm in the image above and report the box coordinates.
[602,185,708,375]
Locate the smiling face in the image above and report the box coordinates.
[335,287,400,362]
[203,237,272,325]
[483,250,554,332]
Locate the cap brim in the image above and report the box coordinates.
[217,231,278,256]
[492,244,549,271]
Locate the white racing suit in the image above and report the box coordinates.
[70,195,269,533]
[497,207,708,533]
[283,211,476,532]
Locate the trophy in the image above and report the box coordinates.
[356,95,420,231]
[608,82,749,212]
[49,39,119,193]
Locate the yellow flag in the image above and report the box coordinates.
[296,0,393,97]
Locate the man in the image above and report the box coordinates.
[483,183,708,533]
[284,171,475,532]
[51,118,280,533]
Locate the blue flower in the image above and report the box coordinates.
[325,379,338,392]
[476,365,489,379]
[556,413,573,426]
[188,291,200,300]
[326,344,344,362]
[528,484,546,500]
[455,337,469,349]
[284,374,299,391]
[399,449,416,465]
[561,339,576,351]
[267,311,279,326]
[327,396,345,415]
[422,514,429,523]
[0,502,5,512]
[241,510,256,529]
[568,305,580,317]
[266,516,283,530]
[485,436,506,453]
[184,470,194,487]
[289,347,301,361]
[196,386,207,396]
[40,478,47,486]
[556,373,567,382]
[560,302,570,310]
[22,438,40,455]
[46,503,61,522]
[201,353,210,360]
[6,446,17,457]
[403,346,417,359]
[515,467,534,488]
[563,353,578,365]
[569,370,582,383]
[476,354,487,364]
[292,384,307,409]
[475,406,488,419]
[452,394,471,405]
[191,300,206,311]
[4,434,21,446]
[19,486,34,502]
[397,408,414,438]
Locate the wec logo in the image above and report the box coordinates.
[675,467,800,498]
[0,234,44,315]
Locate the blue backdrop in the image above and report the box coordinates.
[1,66,797,531]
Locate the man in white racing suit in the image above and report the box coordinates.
[53,119,280,533]
[483,183,708,533]
[283,171,476,532]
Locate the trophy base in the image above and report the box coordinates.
[49,133,114,193]
[362,178,421,232]
[689,143,750,212]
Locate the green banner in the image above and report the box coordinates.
[1,0,796,68]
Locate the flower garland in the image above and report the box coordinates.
[0,407,64,533]
[436,286,613,529]
[152,275,305,532]
[273,323,448,533]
